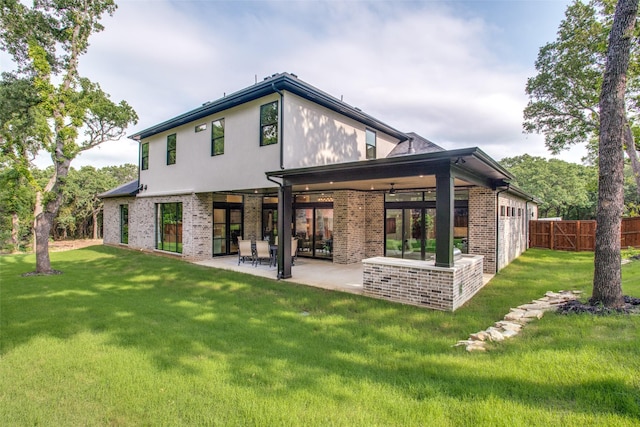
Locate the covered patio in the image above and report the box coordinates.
[266,147,512,280]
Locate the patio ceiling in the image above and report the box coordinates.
[266,147,513,191]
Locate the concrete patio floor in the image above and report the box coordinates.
[194,255,495,297]
[193,256,365,294]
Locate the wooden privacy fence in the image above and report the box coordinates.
[529,217,640,251]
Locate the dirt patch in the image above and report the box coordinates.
[557,296,640,315]
[49,239,103,252]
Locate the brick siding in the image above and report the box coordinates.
[362,255,484,311]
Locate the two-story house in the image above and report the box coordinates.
[101,72,537,309]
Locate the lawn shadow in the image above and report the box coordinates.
[2,246,639,420]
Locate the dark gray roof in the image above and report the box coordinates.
[99,180,139,198]
[129,72,408,142]
[387,132,445,157]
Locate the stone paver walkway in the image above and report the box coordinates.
[455,290,583,352]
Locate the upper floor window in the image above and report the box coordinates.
[366,129,376,159]
[211,118,225,156]
[260,101,278,146]
[167,134,176,165]
[141,142,149,170]
[195,123,207,132]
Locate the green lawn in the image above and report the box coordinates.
[1,247,639,426]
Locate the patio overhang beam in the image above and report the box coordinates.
[266,147,513,188]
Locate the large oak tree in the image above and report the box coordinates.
[593,0,639,307]
[0,0,137,273]
[524,0,640,195]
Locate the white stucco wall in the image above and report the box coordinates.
[282,92,399,168]
[137,91,400,195]
[138,94,282,196]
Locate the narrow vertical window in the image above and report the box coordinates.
[211,118,225,156]
[167,134,177,165]
[120,204,129,244]
[141,142,149,170]
[366,129,376,159]
[260,101,278,146]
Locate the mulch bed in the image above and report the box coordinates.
[557,296,640,315]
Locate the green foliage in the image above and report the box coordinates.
[501,154,598,219]
[0,163,137,250]
[0,0,137,269]
[1,247,639,425]
[524,0,640,157]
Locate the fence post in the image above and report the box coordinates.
[550,221,555,250]
[576,220,581,251]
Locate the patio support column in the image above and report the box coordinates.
[435,166,454,267]
[277,182,293,279]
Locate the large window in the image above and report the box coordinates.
[260,101,278,146]
[211,118,225,156]
[366,129,376,159]
[384,190,469,259]
[141,142,149,170]
[120,204,129,244]
[156,202,182,253]
[167,134,176,165]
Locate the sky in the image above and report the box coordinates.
[7,0,589,169]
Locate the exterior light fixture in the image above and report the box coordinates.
[389,183,396,195]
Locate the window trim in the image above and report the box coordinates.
[211,118,225,156]
[260,101,279,146]
[366,128,376,160]
[167,133,177,165]
[141,142,149,171]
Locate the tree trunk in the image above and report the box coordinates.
[11,212,19,252]
[624,124,640,199]
[32,153,71,274]
[92,209,99,239]
[34,212,55,274]
[592,0,638,308]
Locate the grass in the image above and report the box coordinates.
[1,247,639,426]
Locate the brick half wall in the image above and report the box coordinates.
[362,255,484,311]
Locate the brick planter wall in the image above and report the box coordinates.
[362,255,484,311]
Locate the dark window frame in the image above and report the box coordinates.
[260,101,279,146]
[120,204,129,244]
[366,128,376,160]
[167,134,177,165]
[156,202,183,253]
[141,142,149,171]
[211,118,225,156]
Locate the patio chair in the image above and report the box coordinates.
[254,240,271,267]
[238,239,253,265]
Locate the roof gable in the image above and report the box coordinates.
[129,72,408,142]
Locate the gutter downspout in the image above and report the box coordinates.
[267,176,287,279]
[137,140,141,195]
[525,198,534,250]
[495,184,510,274]
[271,83,285,170]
